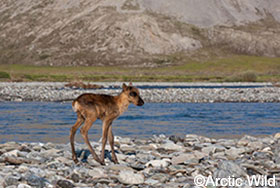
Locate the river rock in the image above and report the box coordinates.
[238,135,258,145]
[56,179,75,188]
[107,164,134,172]
[193,151,208,159]
[149,173,169,183]
[29,168,47,178]
[4,150,20,157]
[55,157,72,164]
[160,142,183,151]
[41,148,61,158]
[4,175,21,186]
[138,144,157,151]
[88,168,107,179]
[130,163,145,171]
[0,142,20,151]
[201,146,216,155]
[213,161,247,179]
[169,135,183,143]
[225,147,246,159]
[136,153,155,162]
[145,159,171,168]
[24,173,46,188]
[70,173,79,183]
[252,151,272,160]
[247,141,263,150]
[145,178,159,185]
[0,134,279,187]
[120,145,136,154]
[17,184,32,188]
[171,153,197,165]
[274,133,280,140]
[118,170,144,185]
[119,137,132,144]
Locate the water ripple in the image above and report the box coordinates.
[0,102,280,143]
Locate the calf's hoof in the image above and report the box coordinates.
[112,158,119,164]
[73,158,79,164]
[94,156,105,165]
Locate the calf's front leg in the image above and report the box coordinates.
[70,113,84,163]
[100,119,112,164]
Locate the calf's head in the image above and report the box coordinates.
[122,83,144,106]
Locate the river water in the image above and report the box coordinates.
[0,102,279,143]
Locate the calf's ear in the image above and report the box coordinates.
[122,83,128,90]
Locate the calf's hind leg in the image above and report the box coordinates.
[80,116,104,165]
[108,125,118,164]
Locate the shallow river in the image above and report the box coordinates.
[0,102,279,143]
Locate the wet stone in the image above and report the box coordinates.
[88,168,106,179]
[118,170,144,185]
[17,184,32,188]
[171,153,197,165]
[24,173,47,188]
[160,142,183,151]
[149,173,169,183]
[145,159,171,168]
[56,179,75,188]
[120,145,136,155]
[252,151,272,160]
[4,175,21,186]
[213,161,247,179]
[71,173,79,183]
[130,163,145,171]
[169,135,183,144]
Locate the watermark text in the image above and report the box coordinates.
[194,175,277,187]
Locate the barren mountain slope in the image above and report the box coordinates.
[141,0,280,27]
[0,0,279,67]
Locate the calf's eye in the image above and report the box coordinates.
[129,92,137,97]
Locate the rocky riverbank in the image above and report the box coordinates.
[0,82,280,103]
[1,134,280,187]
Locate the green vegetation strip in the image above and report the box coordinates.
[0,55,279,82]
[0,71,10,79]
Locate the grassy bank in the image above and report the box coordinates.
[0,55,280,82]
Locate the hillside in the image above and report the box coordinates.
[0,0,280,67]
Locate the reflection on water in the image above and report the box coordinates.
[0,102,280,143]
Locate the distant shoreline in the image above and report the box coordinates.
[0,82,280,103]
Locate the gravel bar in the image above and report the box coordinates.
[0,82,279,103]
[1,134,280,187]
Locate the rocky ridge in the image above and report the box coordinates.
[0,0,280,67]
